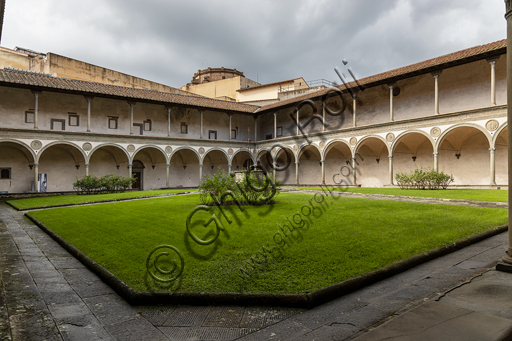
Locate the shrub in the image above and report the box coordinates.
[73,174,136,194]
[395,168,453,190]
[198,167,280,205]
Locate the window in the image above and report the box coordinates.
[277,126,283,137]
[25,110,35,123]
[0,168,10,180]
[143,120,152,131]
[231,129,237,139]
[266,134,273,140]
[222,76,226,79]
[68,113,79,126]
[108,117,118,129]
[181,123,188,134]
[133,123,143,135]
[209,130,217,140]
[50,119,65,130]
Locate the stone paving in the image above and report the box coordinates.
[0,197,509,340]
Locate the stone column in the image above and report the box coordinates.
[489,59,498,105]
[167,106,171,137]
[490,148,497,186]
[166,163,170,187]
[254,115,258,142]
[295,161,299,185]
[85,97,93,132]
[128,163,133,188]
[322,101,326,132]
[128,102,135,135]
[274,113,277,139]
[352,157,357,185]
[432,72,441,114]
[32,91,41,129]
[229,113,232,140]
[296,109,299,136]
[273,161,276,183]
[228,163,232,173]
[199,163,203,182]
[433,152,439,172]
[34,163,39,193]
[85,163,89,176]
[389,85,394,121]
[321,159,325,184]
[499,0,512,268]
[200,111,204,139]
[388,155,394,185]
[353,96,357,127]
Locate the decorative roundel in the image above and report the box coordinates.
[386,133,395,142]
[319,141,326,149]
[486,119,499,132]
[165,146,172,154]
[30,140,42,150]
[293,144,299,151]
[228,148,234,155]
[127,145,135,153]
[350,137,357,146]
[198,147,205,155]
[82,142,92,151]
[430,127,441,137]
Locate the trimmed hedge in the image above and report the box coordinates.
[73,174,136,194]
[199,168,280,205]
[395,168,454,190]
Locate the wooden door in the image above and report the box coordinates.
[132,171,142,189]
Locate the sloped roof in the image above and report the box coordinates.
[0,68,259,113]
[257,39,507,113]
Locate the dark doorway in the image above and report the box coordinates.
[132,160,144,190]
[132,171,142,189]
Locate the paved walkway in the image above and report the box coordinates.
[0,197,510,340]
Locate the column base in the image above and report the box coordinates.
[496,250,512,273]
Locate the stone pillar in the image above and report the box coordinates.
[167,106,171,137]
[200,111,204,139]
[352,157,357,185]
[228,163,232,173]
[388,155,394,185]
[321,159,325,184]
[433,72,441,114]
[85,163,89,176]
[433,152,439,172]
[85,97,93,132]
[322,101,326,132]
[490,148,497,186]
[489,59,497,105]
[128,163,133,188]
[296,109,299,136]
[500,0,512,268]
[254,115,258,142]
[199,163,203,182]
[353,96,357,127]
[128,102,135,135]
[389,85,394,121]
[295,161,299,185]
[166,163,170,187]
[274,113,277,139]
[229,113,232,140]
[34,163,39,193]
[32,91,41,129]
[273,161,276,183]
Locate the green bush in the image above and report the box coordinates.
[199,167,280,205]
[73,174,136,194]
[395,168,454,190]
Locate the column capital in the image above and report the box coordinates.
[84,163,89,167]
[388,155,393,159]
[31,90,42,95]
[431,70,442,77]
[33,162,39,166]
[486,57,499,64]
[166,163,170,167]
[84,96,94,101]
[387,84,394,89]
[127,101,136,106]
[506,0,512,19]
[165,104,173,110]
[489,147,496,152]
[433,152,439,156]
[199,163,203,167]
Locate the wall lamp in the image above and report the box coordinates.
[116,165,120,169]
[183,165,187,170]
[455,153,461,159]
[152,165,155,169]
[75,165,80,170]
[376,158,380,164]
[412,156,417,162]
[28,165,33,170]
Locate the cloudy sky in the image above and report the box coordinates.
[1,0,507,89]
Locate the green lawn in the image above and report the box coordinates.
[295,187,508,203]
[28,193,507,294]
[8,189,197,210]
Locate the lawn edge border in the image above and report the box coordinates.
[7,191,193,211]
[25,212,508,308]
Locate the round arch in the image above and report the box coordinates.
[494,124,508,185]
[354,135,389,187]
[0,140,37,193]
[169,146,201,165]
[298,144,322,185]
[169,147,201,188]
[273,146,296,185]
[324,140,354,186]
[436,124,491,185]
[392,130,435,180]
[298,143,322,160]
[131,146,168,190]
[391,130,435,154]
[492,122,508,148]
[324,139,353,160]
[88,143,131,179]
[132,145,169,164]
[202,148,229,176]
[231,150,254,171]
[88,143,130,165]
[202,147,230,165]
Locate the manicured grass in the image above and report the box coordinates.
[28,193,507,294]
[295,187,508,203]
[8,189,197,209]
